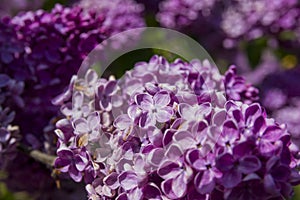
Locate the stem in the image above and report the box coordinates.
[18,144,56,167]
[29,150,56,167]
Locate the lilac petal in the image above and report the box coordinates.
[264,174,279,195]
[232,141,254,158]
[178,103,193,119]
[73,118,89,134]
[128,105,141,119]
[161,179,177,199]
[222,169,242,188]
[54,157,71,172]
[258,140,278,157]
[69,164,82,182]
[128,187,143,200]
[186,149,200,165]
[172,174,187,198]
[245,103,260,124]
[222,120,239,142]
[142,183,162,199]
[73,91,84,107]
[114,114,132,130]
[194,171,215,194]
[163,129,176,147]
[156,107,173,123]
[116,193,128,200]
[158,161,181,179]
[238,156,261,174]
[87,112,100,130]
[57,148,73,158]
[165,144,183,160]
[85,69,98,85]
[232,109,243,123]
[139,112,156,128]
[216,153,234,172]
[263,126,284,142]
[148,148,165,167]
[195,103,212,118]
[173,131,195,150]
[118,171,138,191]
[100,97,112,111]
[104,172,119,190]
[154,91,171,107]
[74,154,88,171]
[105,81,117,96]
[252,116,265,135]
[192,158,207,171]
[135,93,153,110]
[212,110,226,126]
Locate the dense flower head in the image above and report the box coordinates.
[79,0,145,34]
[221,0,300,44]
[0,74,22,168]
[0,3,145,152]
[52,55,300,199]
[0,3,145,196]
[157,0,217,29]
[156,0,300,47]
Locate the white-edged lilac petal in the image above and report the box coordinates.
[165,144,183,160]
[114,114,132,130]
[147,148,165,167]
[87,112,100,130]
[105,80,117,96]
[194,171,215,194]
[73,118,89,134]
[128,105,142,119]
[158,161,181,179]
[74,154,88,171]
[85,69,98,85]
[135,93,153,110]
[118,171,138,191]
[72,91,84,108]
[69,164,83,182]
[172,174,187,198]
[103,172,119,190]
[161,179,178,199]
[153,91,171,107]
[156,107,173,123]
[178,103,193,119]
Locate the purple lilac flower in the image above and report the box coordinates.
[53,55,300,199]
[0,3,144,197]
[78,0,145,48]
[221,0,300,42]
[157,0,217,29]
[224,65,259,104]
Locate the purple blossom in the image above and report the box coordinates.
[135,91,174,127]
[55,147,91,182]
[54,55,298,199]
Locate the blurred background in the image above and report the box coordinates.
[1,0,300,199]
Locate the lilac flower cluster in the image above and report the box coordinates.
[261,68,300,155]
[156,0,216,29]
[221,0,300,44]
[0,2,144,196]
[78,0,145,35]
[0,2,145,151]
[156,0,300,47]
[0,74,23,168]
[53,55,299,199]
